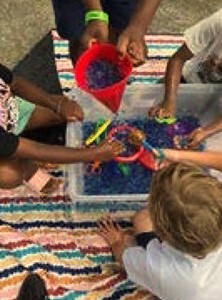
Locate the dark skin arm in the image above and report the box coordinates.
[149,43,194,117]
[14,137,123,163]
[163,44,194,114]
[80,0,109,49]
[80,0,161,66]
[127,0,161,33]
[117,0,162,66]
[10,76,83,121]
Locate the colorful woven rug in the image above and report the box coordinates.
[52,29,184,92]
[0,31,183,300]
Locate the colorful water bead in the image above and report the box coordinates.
[83,115,202,195]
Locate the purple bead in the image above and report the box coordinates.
[85,59,123,89]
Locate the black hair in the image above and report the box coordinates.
[17,273,49,300]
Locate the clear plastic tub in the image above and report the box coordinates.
[66,84,222,202]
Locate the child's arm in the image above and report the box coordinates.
[162,149,222,172]
[150,11,222,118]
[161,44,193,114]
[10,76,83,121]
[149,44,193,117]
[126,0,161,33]
[188,117,222,148]
[79,0,109,49]
[13,137,123,163]
[98,216,135,266]
[116,0,161,66]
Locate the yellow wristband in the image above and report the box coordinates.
[85,10,109,25]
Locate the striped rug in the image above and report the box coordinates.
[52,29,184,92]
[0,31,183,300]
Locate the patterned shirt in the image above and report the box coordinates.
[0,64,19,157]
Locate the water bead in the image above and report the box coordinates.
[85,59,123,90]
[83,115,202,195]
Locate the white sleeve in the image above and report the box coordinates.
[123,246,149,289]
[122,239,166,294]
[184,9,222,55]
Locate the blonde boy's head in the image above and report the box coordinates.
[149,163,222,258]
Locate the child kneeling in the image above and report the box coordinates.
[99,163,222,299]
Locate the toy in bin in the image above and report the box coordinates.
[108,126,164,171]
[74,43,132,113]
[128,128,165,170]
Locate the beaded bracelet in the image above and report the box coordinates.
[85,10,109,25]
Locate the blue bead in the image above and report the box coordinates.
[82,115,203,196]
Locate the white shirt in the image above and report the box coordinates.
[123,239,222,300]
[182,9,222,83]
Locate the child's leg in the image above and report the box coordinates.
[0,158,29,189]
[14,97,64,135]
[51,0,85,40]
[0,158,60,194]
[24,105,63,132]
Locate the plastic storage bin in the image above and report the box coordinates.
[66,84,222,202]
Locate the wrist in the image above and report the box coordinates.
[109,239,123,248]
[125,24,144,37]
[164,149,180,162]
[52,96,65,115]
[127,20,147,36]
[201,125,216,138]
[85,10,109,25]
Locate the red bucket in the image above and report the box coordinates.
[74,43,132,113]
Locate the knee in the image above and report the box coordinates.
[0,159,24,189]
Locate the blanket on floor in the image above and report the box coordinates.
[0,31,183,300]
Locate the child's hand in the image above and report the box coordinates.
[52,95,84,122]
[154,149,178,170]
[187,127,206,149]
[148,106,173,118]
[128,128,145,146]
[80,21,109,49]
[60,97,84,122]
[116,27,146,67]
[98,216,125,247]
[93,139,124,161]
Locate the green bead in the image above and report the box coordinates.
[117,163,130,176]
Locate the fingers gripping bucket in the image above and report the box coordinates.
[74,43,132,113]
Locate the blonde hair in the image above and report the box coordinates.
[149,163,222,258]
